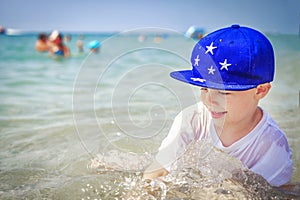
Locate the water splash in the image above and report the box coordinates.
[86,140,298,199]
[160,140,291,199]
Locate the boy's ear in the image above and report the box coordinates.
[255,83,271,99]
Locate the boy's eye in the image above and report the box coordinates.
[218,91,230,95]
[200,88,208,92]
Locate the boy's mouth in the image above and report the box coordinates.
[210,111,227,119]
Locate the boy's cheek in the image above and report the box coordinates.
[200,93,206,103]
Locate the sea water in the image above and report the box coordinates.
[0,29,299,199]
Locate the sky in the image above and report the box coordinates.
[0,0,299,34]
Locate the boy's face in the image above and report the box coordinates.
[200,87,260,128]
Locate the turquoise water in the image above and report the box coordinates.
[0,30,299,199]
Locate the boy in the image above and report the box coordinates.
[143,25,293,187]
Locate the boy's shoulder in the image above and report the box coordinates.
[256,108,288,146]
[260,108,284,133]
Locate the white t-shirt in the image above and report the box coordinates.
[156,103,293,187]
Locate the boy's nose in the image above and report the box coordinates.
[202,89,224,107]
[207,90,217,105]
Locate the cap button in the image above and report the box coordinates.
[231,24,240,29]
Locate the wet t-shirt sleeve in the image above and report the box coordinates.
[155,103,210,171]
[250,130,293,187]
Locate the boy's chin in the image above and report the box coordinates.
[212,118,226,128]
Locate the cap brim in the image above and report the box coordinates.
[170,70,258,91]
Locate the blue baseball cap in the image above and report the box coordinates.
[170,24,275,91]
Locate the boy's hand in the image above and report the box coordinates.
[143,160,169,179]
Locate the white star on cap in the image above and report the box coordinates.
[194,55,200,66]
[191,77,206,82]
[208,66,216,74]
[219,59,231,71]
[205,42,217,55]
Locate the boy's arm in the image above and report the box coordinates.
[143,159,169,179]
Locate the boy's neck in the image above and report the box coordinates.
[215,107,263,147]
